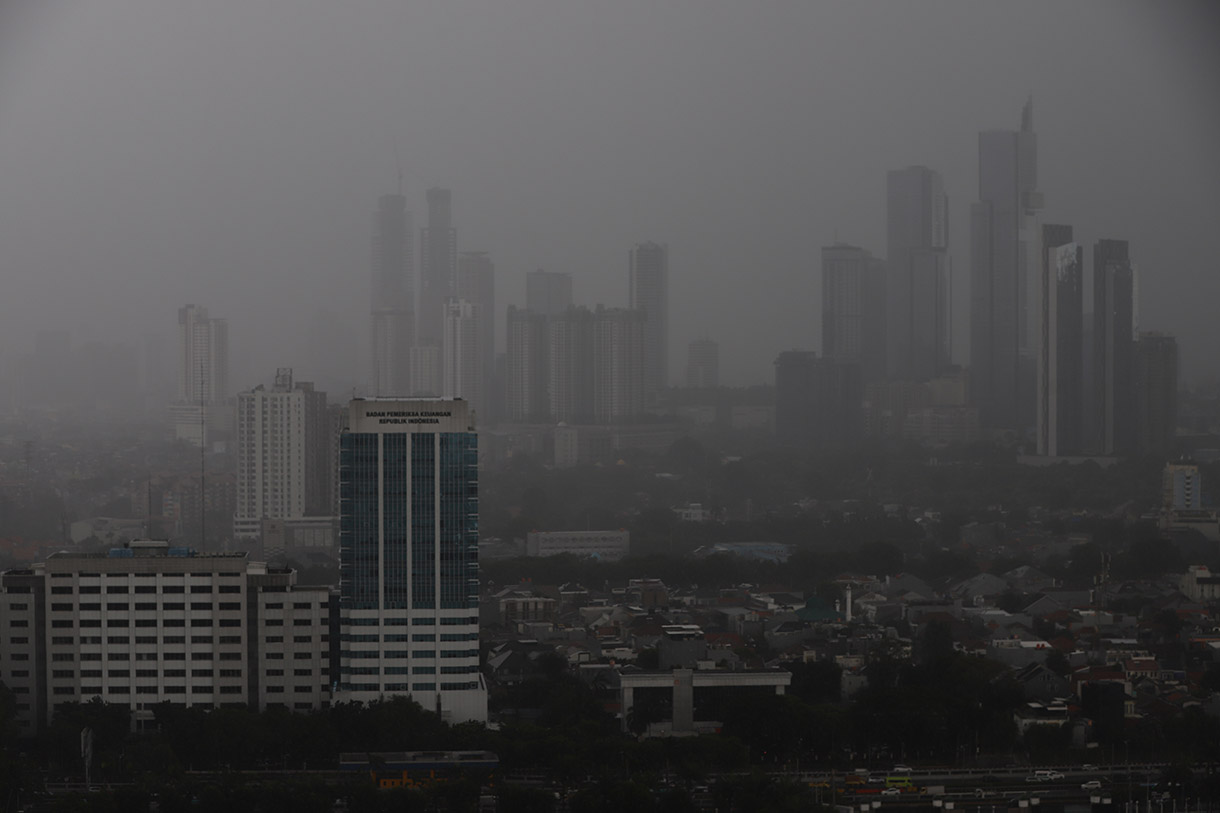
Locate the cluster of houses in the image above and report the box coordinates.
[479,561,1220,740]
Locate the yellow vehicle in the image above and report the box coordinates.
[885,776,914,789]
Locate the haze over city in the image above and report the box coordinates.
[1,0,1218,392]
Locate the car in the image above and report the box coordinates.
[868,775,886,784]
[1081,764,1098,771]
[891,764,912,774]
[881,788,902,797]
[974,789,989,799]
[1026,775,1044,783]
[1082,780,1103,791]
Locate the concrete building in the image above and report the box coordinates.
[593,306,646,423]
[1134,332,1178,457]
[1163,462,1201,511]
[1036,226,1084,456]
[0,541,333,736]
[525,269,573,317]
[336,398,485,723]
[442,299,484,420]
[505,306,550,423]
[174,304,229,447]
[887,166,950,382]
[524,530,630,561]
[1093,239,1135,455]
[629,242,669,406]
[548,306,595,424]
[821,244,887,382]
[370,191,414,397]
[234,369,333,543]
[418,188,457,351]
[774,350,862,449]
[970,98,1042,433]
[454,252,496,421]
[686,339,720,389]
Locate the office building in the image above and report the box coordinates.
[1163,462,1201,511]
[337,398,486,724]
[970,98,1042,432]
[593,306,646,423]
[454,252,496,421]
[1134,332,1178,457]
[524,530,630,561]
[174,304,230,447]
[629,242,669,406]
[1093,239,1135,455]
[418,188,457,349]
[371,192,414,397]
[821,244,887,382]
[525,270,573,317]
[887,166,950,381]
[549,306,595,423]
[0,541,334,736]
[686,339,720,389]
[1035,225,1083,456]
[505,306,550,423]
[234,368,333,542]
[773,351,862,449]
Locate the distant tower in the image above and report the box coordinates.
[593,306,646,423]
[774,350,862,449]
[1093,238,1134,455]
[548,306,595,423]
[1035,225,1083,456]
[442,298,483,418]
[1134,332,1178,457]
[526,270,573,317]
[821,244,887,382]
[173,304,229,447]
[418,188,457,349]
[970,98,1042,432]
[686,339,720,389]
[505,306,550,423]
[454,252,496,421]
[371,191,414,396]
[886,166,950,382]
[628,243,669,407]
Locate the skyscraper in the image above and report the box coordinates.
[173,304,229,447]
[234,368,332,542]
[418,188,457,349]
[821,244,887,382]
[774,351,862,449]
[549,305,595,423]
[592,306,645,423]
[505,305,550,423]
[628,242,669,406]
[525,269,573,317]
[686,339,720,389]
[371,191,414,397]
[454,252,496,420]
[442,299,483,418]
[886,166,950,382]
[338,397,486,723]
[970,98,1042,432]
[1134,332,1178,457]
[1035,225,1083,456]
[1093,238,1134,455]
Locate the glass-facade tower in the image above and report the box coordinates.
[338,397,486,723]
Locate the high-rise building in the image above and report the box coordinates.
[821,244,887,382]
[505,306,550,423]
[454,252,496,421]
[628,242,669,406]
[418,188,457,349]
[1035,225,1083,456]
[173,304,229,447]
[371,191,414,397]
[774,351,862,449]
[525,270,573,317]
[549,306,595,423]
[1163,462,1200,511]
[686,339,720,389]
[887,166,950,381]
[442,299,484,418]
[1134,332,1178,457]
[1093,238,1134,455]
[234,368,333,542]
[337,398,486,723]
[970,98,1042,432]
[593,306,646,423]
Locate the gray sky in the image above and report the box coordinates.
[1,0,1218,390]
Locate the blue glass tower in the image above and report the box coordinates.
[338,397,485,722]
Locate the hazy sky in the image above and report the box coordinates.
[1,0,1218,391]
